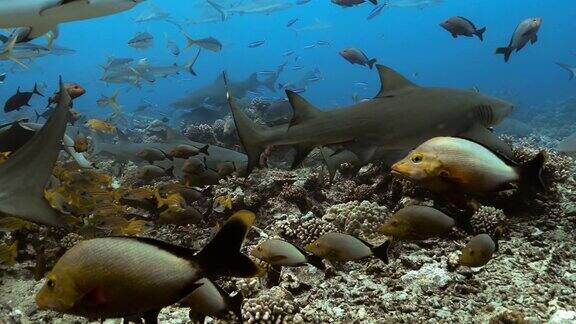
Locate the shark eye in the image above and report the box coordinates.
[439,170,450,178]
[411,154,423,163]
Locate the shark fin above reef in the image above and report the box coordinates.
[0,77,71,227]
[374,64,417,98]
[286,90,323,129]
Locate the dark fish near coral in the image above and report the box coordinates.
[137,165,174,181]
[180,278,244,323]
[440,16,486,41]
[35,211,262,321]
[169,144,210,159]
[4,83,43,112]
[252,239,326,269]
[305,233,390,263]
[182,157,206,175]
[0,78,71,227]
[459,233,497,267]
[226,65,514,176]
[339,48,377,69]
[391,137,546,193]
[332,0,377,7]
[379,205,455,240]
[495,17,542,62]
[137,148,173,164]
[46,83,86,108]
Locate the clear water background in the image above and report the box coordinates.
[1,0,575,120]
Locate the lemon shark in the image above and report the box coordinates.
[0,0,145,42]
[226,64,515,175]
[0,78,71,227]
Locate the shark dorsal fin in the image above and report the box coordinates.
[374,65,417,98]
[286,90,321,128]
[0,77,71,227]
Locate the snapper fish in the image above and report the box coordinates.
[35,211,262,322]
[391,137,546,193]
[440,16,486,41]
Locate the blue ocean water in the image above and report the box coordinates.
[1,0,575,119]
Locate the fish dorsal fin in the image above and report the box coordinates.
[0,77,71,227]
[286,90,321,128]
[458,124,516,165]
[374,65,417,98]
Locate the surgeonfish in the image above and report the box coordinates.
[440,16,486,41]
[252,239,326,270]
[378,205,456,241]
[35,211,262,322]
[391,137,546,193]
[495,17,542,62]
[305,233,390,263]
[179,278,244,322]
[459,233,498,267]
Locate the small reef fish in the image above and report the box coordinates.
[496,17,542,62]
[248,40,266,48]
[179,278,243,323]
[212,195,233,213]
[252,239,326,269]
[440,16,486,41]
[459,233,498,267]
[391,137,546,193]
[136,148,173,164]
[168,144,209,159]
[379,205,456,241]
[35,211,262,322]
[85,119,116,134]
[159,205,203,225]
[137,165,174,181]
[305,233,390,263]
[4,83,44,112]
[181,30,223,52]
[339,48,377,69]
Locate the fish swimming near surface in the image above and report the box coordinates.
[440,16,486,41]
[0,77,72,227]
[391,137,546,193]
[35,211,262,322]
[305,232,390,263]
[4,83,44,112]
[495,17,542,62]
[459,233,498,267]
[339,48,377,69]
[332,0,378,7]
[555,63,576,80]
[226,65,515,176]
[379,205,456,241]
[179,278,244,323]
[252,239,326,270]
[0,0,143,42]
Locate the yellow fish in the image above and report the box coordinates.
[155,191,185,209]
[85,119,116,134]
[0,241,18,266]
[213,195,233,213]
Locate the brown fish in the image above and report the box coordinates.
[4,83,44,112]
[379,205,455,241]
[168,144,209,159]
[459,233,497,267]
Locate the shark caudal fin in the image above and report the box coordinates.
[475,27,486,41]
[224,72,269,175]
[556,63,576,80]
[1,36,28,69]
[196,210,262,277]
[185,48,201,76]
[495,47,512,62]
[206,0,228,21]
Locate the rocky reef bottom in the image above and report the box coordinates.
[1,132,576,323]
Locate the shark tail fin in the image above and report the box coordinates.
[206,0,228,21]
[185,49,201,76]
[475,27,486,41]
[224,72,269,175]
[495,46,512,62]
[556,63,575,80]
[33,83,44,97]
[2,36,28,69]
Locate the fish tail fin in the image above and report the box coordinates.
[368,58,377,70]
[33,83,44,97]
[229,292,244,322]
[306,254,326,270]
[224,72,270,175]
[196,210,262,277]
[199,144,210,156]
[369,0,378,4]
[180,30,195,49]
[2,36,28,69]
[185,49,201,76]
[206,0,227,21]
[495,47,512,62]
[475,27,486,41]
[556,63,575,80]
[518,151,547,192]
[371,240,391,264]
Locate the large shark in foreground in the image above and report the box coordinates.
[227,65,514,175]
[0,0,144,42]
[0,78,71,227]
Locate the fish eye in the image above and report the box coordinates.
[439,170,450,178]
[47,278,56,289]
[469,250,475,256]
[315,243,320,247]
[411,154,423,163]
[391,221,398,226]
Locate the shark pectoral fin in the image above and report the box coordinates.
[320,147,358,181]
[345,139,379,165]
[374,65,418,98]
[458,124,516,164]
[291,145,314,169]
[40,0,84,16]
[286,91,322,128]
